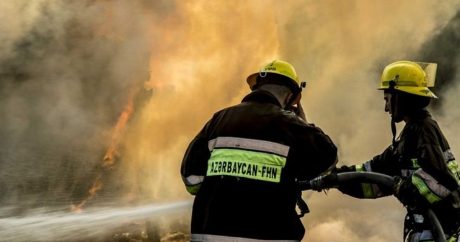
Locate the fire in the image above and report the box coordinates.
[102,97,134,167]
[72,90,137,212]
[73,1,281,210]
[119,1,281,202]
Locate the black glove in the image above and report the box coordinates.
[393,176,424,207]
[309,172,338,191]
[334,165,355,173]
[393,176,404,199]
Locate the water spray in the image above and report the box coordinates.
[0,200,192,242]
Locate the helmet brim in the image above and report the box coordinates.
[246,73,259,90]
[247,71,301,92]
[379,86,438,99]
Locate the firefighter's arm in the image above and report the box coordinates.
[395,130,459,206]
[295,124,338,183]
[337,147,397,199]
[180,121,213,195]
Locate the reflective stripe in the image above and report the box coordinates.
[356,164,374,197]
[448,235,460,242]
[447,160,460,185]
[361,183,375,198]
[186,184,201,195]
[413,214,425,223]
[191,234,299,242]
[444,149,456,162]
[414,169,451,198]
[401,169,415,177]
[207,149,286,183]
[208,137,290,157]
[363,161,372,172]
[183,175,204,186]
[355,163,382,198]
[413,230,433,241]
[408,230,460,242]
[412,175,442,203]
[183,175,204,195]
[355,164,364,171]
[419,230,433,240]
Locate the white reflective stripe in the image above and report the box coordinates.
[444,149,455,162]
[208,138,217,152]
[413,214,424,223]
[401,169,412,177]
[363,161,372,172]
[208,137,290,157]
[371,183,383,196]
[191,234,299,242]
[183,175,204,186]
[414,169,451,197]
[419,230,433,240]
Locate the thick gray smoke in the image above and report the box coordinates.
[1,1,460,242]
[275,1,460,241]
[419,9,460,95]
[0,0,153,208]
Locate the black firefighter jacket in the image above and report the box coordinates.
[181,90,337,241]
[339,109,460,238]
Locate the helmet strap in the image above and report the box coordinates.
[391,117,397,146]
[389,79,397,146]
[285,83,306,110]
[285,89,300,109]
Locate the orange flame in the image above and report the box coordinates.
[102,97,134,168]
[71,91,137,212]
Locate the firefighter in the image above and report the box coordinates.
[332,61,460,241]
[181,60,337,242]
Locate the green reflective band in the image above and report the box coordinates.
[412,175,442,203]
[355,164,374,197]
[447,234,459,242]
[355,164,365,171]
[361,183,374,198]
[207,148,286,183]
[186,184,201,195]
[411,158,420,168]
[447,160,460,185]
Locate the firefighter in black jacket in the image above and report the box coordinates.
[333,61,460,241]
[181,60,337,242]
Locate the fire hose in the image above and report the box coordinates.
[298,172,446,242]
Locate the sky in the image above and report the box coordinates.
[0,0,460,241]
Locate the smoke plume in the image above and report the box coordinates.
[1,0,460,241]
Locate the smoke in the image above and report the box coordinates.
[419,9,460,94]
[0,0,153,208]
[417,8,460,156]
[119,1,280,201]
[274,1,460,241]
[1,0,460,241]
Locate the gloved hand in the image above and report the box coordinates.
[393,176,404,200]
[334,165,355,173]
[294,102,306,121]
[393,176,420,207]
[309,172,338,191]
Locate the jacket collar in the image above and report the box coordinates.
[241,90,282,107]
[406,109,430,124]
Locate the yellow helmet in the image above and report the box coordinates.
[379,60,438,98]
[247,60,302,90]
